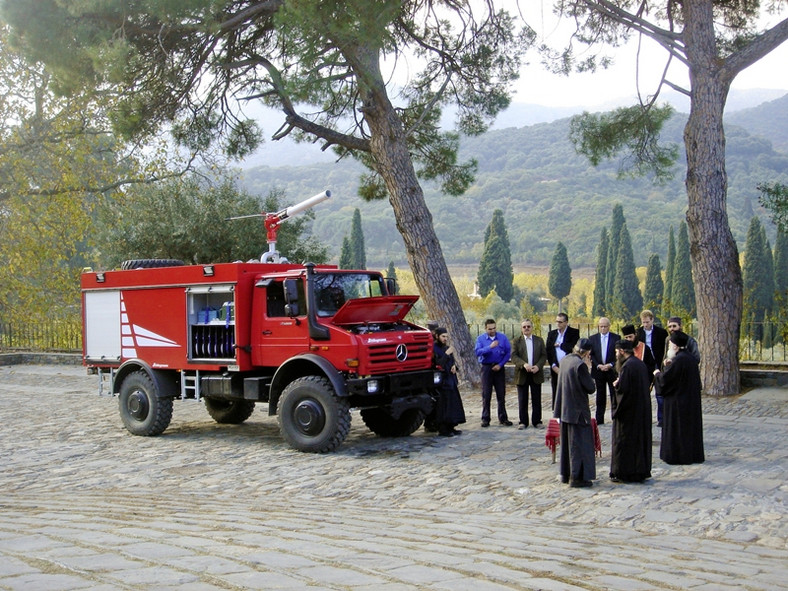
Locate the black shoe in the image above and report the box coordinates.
[610,476,623,484]
[500,420,513,426]
[597,420,605,425]
[438,431,454,437]
[481,421,490,428]
[569,480,593,488]
[451,429,462,435]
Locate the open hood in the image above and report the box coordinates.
[330,295,419,325]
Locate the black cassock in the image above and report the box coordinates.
[610,355,652,482]
[433,343,467,431]
[656,350,705,465]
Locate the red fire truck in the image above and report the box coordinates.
[81,195,439,452]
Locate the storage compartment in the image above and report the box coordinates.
[187,285,236,360]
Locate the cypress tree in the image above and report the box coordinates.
[611,223,643,322]
[592,227,609,317]
[548,242,572,313]
[604,204,625,306]
[643,253,664,319]
[663,226,676,315]
[476,209,514,301]
[760,226,775,315]
[774,229,788,310]
[349,208,366,269]
[671,221,696,318]
[386,261,398,294]
[339,235,352,269]
[743,217,772,341]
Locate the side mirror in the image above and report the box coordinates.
[283,279,300,317]
[385,277,398,295]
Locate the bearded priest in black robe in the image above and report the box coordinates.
[610,339,652,483]
[654,331,705,465]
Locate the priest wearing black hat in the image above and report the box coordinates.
[654,331,705,465]
[609,339,652,483]
[553,338,597,488]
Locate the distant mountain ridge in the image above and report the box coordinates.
[238,92,788,271]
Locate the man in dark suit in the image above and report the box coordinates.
[546,312,580,409]
[636,309,669,376]
[636,309,669,426]
[511,319,547,428]
[588,317,620,424]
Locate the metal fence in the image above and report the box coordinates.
[0,320,83,353]
[1,318,785,363]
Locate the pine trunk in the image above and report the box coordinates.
[356,52,480,385]
[683,1,742,396]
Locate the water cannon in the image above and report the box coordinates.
[227,190,331,263]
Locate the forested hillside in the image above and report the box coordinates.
[239,94,788,270]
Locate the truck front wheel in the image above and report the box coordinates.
[204,398,255,424]
[278,376,350,453]
[118,371,173,436]
[360,408,425,437]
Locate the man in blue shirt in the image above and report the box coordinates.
[474,318,512,427]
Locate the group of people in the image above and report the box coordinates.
[465,311,704,489]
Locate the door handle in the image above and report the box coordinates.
[262,330,272,335]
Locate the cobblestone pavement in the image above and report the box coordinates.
[0,364,785,590]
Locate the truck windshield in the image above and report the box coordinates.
[314,273,384,316]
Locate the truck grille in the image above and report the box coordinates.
[365,334,432,372]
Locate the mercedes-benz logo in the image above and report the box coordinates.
[395,344,408,362]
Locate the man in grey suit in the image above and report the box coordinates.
[511,319,547,429]
[589,317,620,424]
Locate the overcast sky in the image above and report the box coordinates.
[512,4,788,108]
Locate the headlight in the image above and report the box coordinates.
[366,380,380,393]
[433,371,442,385]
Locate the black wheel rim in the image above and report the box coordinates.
[127,389,150,420]
[293,398,326,435]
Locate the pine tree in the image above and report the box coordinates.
[604,204,625,307]
[548,242,572,313]
[339,236,352,269]
[592,227,609,317]
[662,226,676,316]
[349,208,366,269]
[643,253,664,319]
[476,209,514,302]
[671,221,696,318]
[611,223,643,322]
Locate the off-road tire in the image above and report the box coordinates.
[278,376,350,453]
[360,407,425,437]
[118,371,173,436]
[204,398,255,424]
[120,258,185,270]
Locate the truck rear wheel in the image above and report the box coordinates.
[204,398,255,424]
[118,371,173,436]
[278,376,350,453]
[360,408,425,437]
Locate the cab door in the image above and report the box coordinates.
[251,278,310,367]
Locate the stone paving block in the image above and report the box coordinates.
[105,565,199,586]
[0,555,38,577]
[0,572,94,591]
[222,569,308,589]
